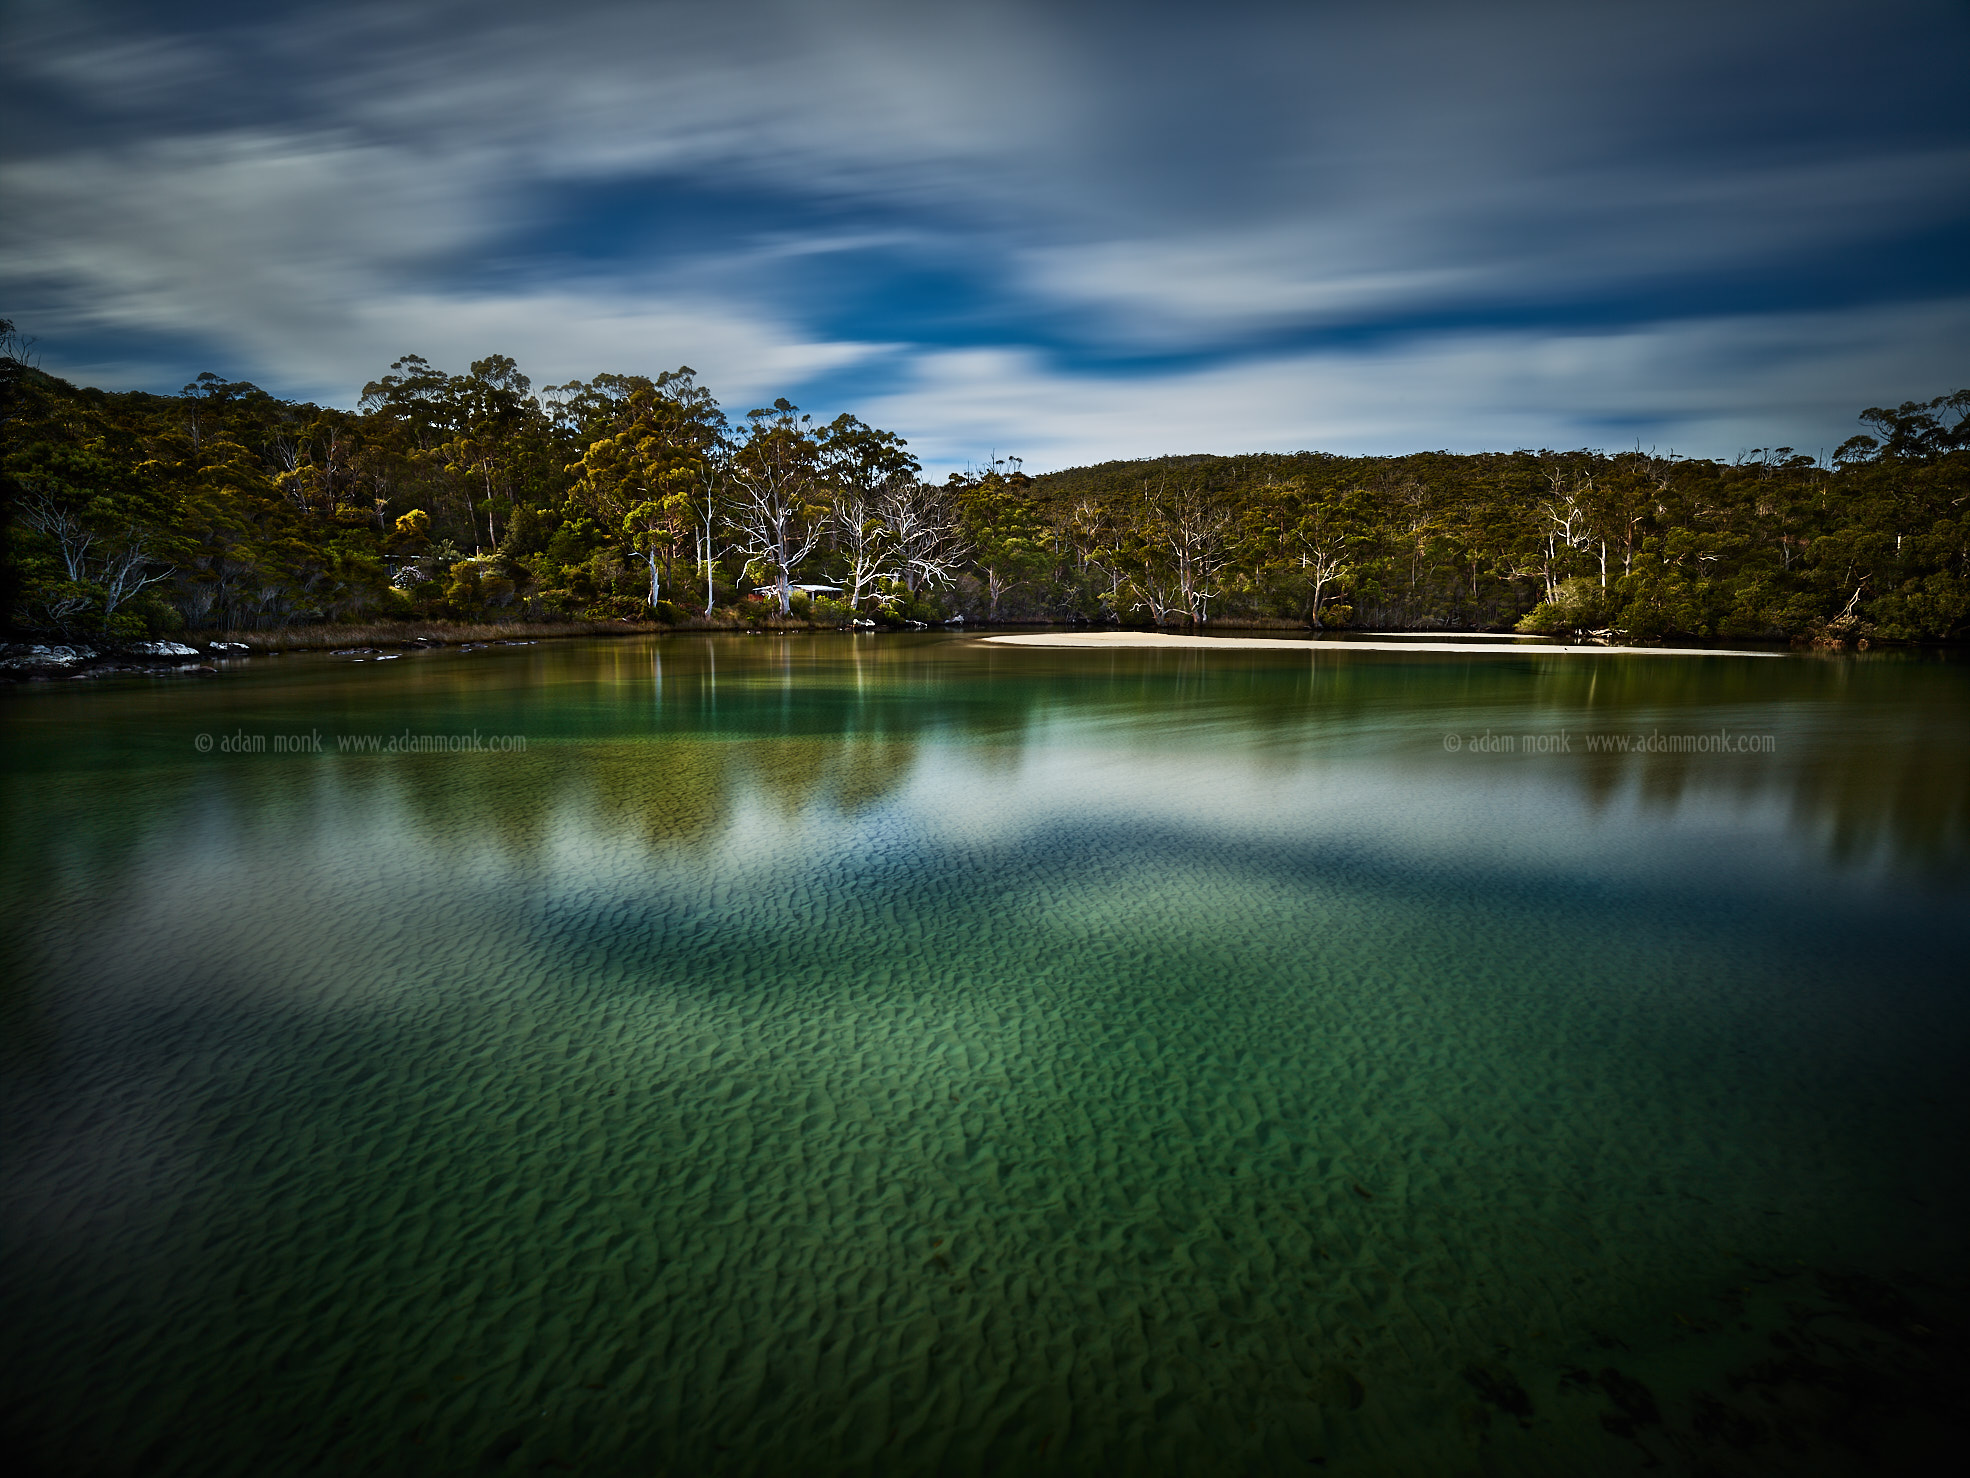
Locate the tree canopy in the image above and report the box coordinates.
[3,329,1964,646]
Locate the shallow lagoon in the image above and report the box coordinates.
[2,634,1966,1475]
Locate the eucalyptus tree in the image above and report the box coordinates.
[359,355,456,450]
[1151,476,1237,624]
[1576,453,1671,586]
[9,334,1966,647]
[13,470,176,635]
[727,398,828,614]
[819,414,918,611]
[542,372,653,447]
[882,476,969,597]
[442,355,545,550]
[1064,494,1134,618]
[360,356,475,548]
[6,376,171,618]
[357,355,556,552]
[566,368,724,606]
[648,368,728,610]
[1510,463,1595,604]
[1842,391,1970,463]
[1261,479,1362,628]
[832,483,894,611]
[956,467,1048,619]
[690,469,728,614]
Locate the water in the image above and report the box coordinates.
[2,634,1965,1476]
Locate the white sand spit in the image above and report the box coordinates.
[980,631,1782,657]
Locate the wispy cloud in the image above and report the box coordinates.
[1020,147,1970,346]
[5,0,1966,465]
[865,299,1970,471]
[0,124,884,405]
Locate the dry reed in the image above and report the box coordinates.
[202,611,844,651]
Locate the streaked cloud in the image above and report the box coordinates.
[865,299,1970,470]
[4,0,1965,469]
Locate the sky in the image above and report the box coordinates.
[4,0,1967,475]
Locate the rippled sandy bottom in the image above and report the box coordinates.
[3,722,1965,1476]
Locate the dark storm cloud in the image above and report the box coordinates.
[4,0,1966,469]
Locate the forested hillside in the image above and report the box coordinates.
[3,324,1965,645]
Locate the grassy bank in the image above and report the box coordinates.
[201,611,863,652]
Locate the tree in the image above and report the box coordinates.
[1848,391,1970,463]
[7,389,178,635]
[565,368,722,608]
[623,499,675,607]
[727,399,827,614]
[689,470,729,615]
[0,319,33,623]
[443,355,542,550]
[1264,480,1363,628]
[956,465,1049,620]
[820,414,919,612]
[16,486,174,634]
[883,477,968,597]
[1517,464,1595,602]
[1150,474,1237,624]
[10,345,1966,647]
[832,481,894,612]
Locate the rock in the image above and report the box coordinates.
[209,640,250,652]
[1,644,99,673]
[131,641,200,657]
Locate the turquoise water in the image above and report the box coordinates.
[2,634,1966,1476]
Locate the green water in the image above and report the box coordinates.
[2,634,1966,1476]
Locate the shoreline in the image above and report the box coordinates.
[2,623,1847,682]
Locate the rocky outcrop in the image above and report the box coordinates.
[1,642,227,680]
[0,644,99,673]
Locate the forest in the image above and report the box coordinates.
[3,323,1966,646]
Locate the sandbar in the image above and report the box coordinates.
[979,631,1782,657]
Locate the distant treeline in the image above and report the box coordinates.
[3,323,1966,644]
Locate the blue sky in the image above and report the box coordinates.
[4,0,1967,474]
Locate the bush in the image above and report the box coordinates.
[1613,558,1705,640]
[1516,577,1612,634]
[444,563,484,616]
[544,518,600,568]
[581,595,650,621]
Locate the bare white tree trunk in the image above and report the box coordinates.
[18,494,173,626]
[882,478,968,595]
[834,485,894,610]
[728,461,824,614]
